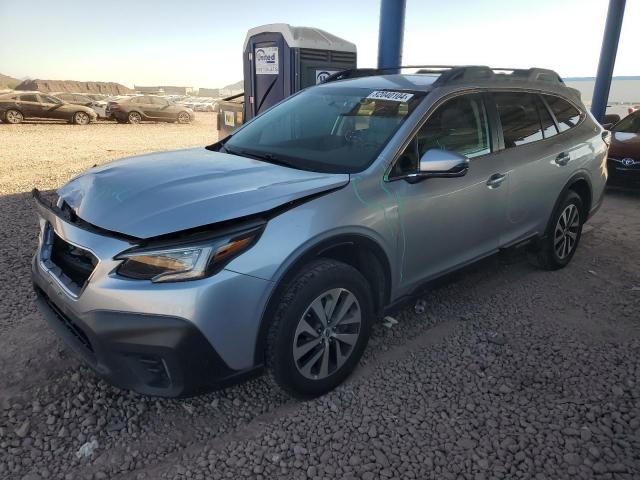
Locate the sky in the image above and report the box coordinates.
[0,0,638,89]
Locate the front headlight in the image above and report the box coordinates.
[115,228,261,283]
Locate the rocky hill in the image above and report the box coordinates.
[0,73,20,90]
[14,79,132,95]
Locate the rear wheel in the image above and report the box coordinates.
[266,259,373,398]
[73,111,91,125]
[128,111,142,124]
[530,191,583,270]
[177,111,191,124]
[4,109,23,124]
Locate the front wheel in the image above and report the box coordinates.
[266,259,373,398]
[530,191,584,270]
[177,111,191,124]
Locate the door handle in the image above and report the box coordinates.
[555,152,570,166]
[486,173,507,188]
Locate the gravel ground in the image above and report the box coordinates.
[0,120,639,479]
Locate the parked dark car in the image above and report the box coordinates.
[607,110,640,185]
[0,92,97,124]
[53,92,108,118]
[106,95,194,124]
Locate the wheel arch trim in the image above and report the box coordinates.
[252,232,392,365]
[544,171,593,237]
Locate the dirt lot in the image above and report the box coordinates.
[0,119,639,480]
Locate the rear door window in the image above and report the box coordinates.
[494,92,544,148]
[545,95,582,132]
[20,94,39,102]
[150,97,168,107]
[40,95,63,104]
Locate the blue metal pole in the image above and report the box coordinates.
[591,0,626,122]
[377,0,407,72]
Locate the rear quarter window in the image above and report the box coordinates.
[544,95,582,132]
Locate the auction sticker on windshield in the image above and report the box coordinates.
[367,91,414,102]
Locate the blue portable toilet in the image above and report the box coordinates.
[243,23,357,121]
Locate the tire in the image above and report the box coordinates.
[177,111,191,124]
[4,109,23,124]
[73,111,91,125]
[128,111,142,124]
[266,259,374,398]
[530,191,584,270]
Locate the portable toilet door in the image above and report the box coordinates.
[244,32,291,121]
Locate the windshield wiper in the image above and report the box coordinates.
[223,145,298,169]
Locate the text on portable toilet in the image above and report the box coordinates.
[255,47,279,75]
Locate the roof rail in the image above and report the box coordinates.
[322,65,564,86]
[322,65,457,83]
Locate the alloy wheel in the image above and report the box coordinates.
[5,110,23,124]
[293,288,361,380]
[554,204,580,259]
[129,112,142,124]
[74,112,90,125]
[178,112,190,124]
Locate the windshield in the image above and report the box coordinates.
[224,86,425,173]
[612,111,640,134]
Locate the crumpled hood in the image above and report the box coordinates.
[58,148,349,239]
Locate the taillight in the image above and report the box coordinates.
[108,102,121,111]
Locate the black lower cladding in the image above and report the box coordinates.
[34,286,260,397]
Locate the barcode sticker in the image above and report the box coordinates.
[367,90,414,102]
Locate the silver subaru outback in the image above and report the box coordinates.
[32,66,608,398]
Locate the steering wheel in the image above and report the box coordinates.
[344,128,364,145]
[344,129,379,148]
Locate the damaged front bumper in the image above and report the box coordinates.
[31,189,271,397]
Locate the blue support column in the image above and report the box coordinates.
[377,0,406,72]
[591,0,626,122]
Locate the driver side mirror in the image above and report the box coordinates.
[418,149,469,178]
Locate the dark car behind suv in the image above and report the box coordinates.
[107,95,194,124]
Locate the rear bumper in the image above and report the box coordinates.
[33,278,261,397]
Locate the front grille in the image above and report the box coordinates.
[50,231,98,288]
[38,287,94,354]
